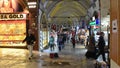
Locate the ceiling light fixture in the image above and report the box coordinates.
[27,2,37,8]
[28,5,36,8]
[27,2,37,5]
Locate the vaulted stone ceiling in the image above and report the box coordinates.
[40,0,93,24]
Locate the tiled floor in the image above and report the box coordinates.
[0,43,99,68]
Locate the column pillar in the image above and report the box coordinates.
[110,0,120,66]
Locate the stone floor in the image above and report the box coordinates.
[0,43,103,68]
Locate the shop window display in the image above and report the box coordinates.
[0,20,26,46]
[0,0,27,47]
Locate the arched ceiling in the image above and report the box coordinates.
[40,0,92,24]
[49,1,87,17]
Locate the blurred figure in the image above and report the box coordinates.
[89,33,96,47]
[85,33,96,59]
[71,36,76,48]
[22,29,36,60]
[57,35,63,51]
[84,30,89,46]
[90,33,97,54]
[86,36,89,47]
[49,35,55,51]
[96,32,106,62]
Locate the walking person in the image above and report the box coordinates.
[89,33,96,50]
[49,35,55,51]
[96,32,106,62]
[85,33,96,59]
[22,29,36,60]
[71,36,76,48]
[57,35,63,51]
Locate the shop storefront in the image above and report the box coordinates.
[0,13,27,47]
[0,0,28,47]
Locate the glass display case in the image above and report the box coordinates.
[39,30,49,51]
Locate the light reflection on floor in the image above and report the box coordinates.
[0,48,27,57]
[0,43,96,68]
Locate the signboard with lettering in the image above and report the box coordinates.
[0,14,26,20]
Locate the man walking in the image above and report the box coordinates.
[96,32,106,62]
[22,29,36,60]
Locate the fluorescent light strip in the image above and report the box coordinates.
[28,5,36,8]
[28,2,37,5]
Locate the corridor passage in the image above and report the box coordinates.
[0,43,97,68]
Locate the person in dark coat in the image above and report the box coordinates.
[71,36,76,48]
[96,32,106,62]
[22,29,36,59]
[58,35,63,51]
[85,33,96,59]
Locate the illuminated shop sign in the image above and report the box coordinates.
[0,14,26,20]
